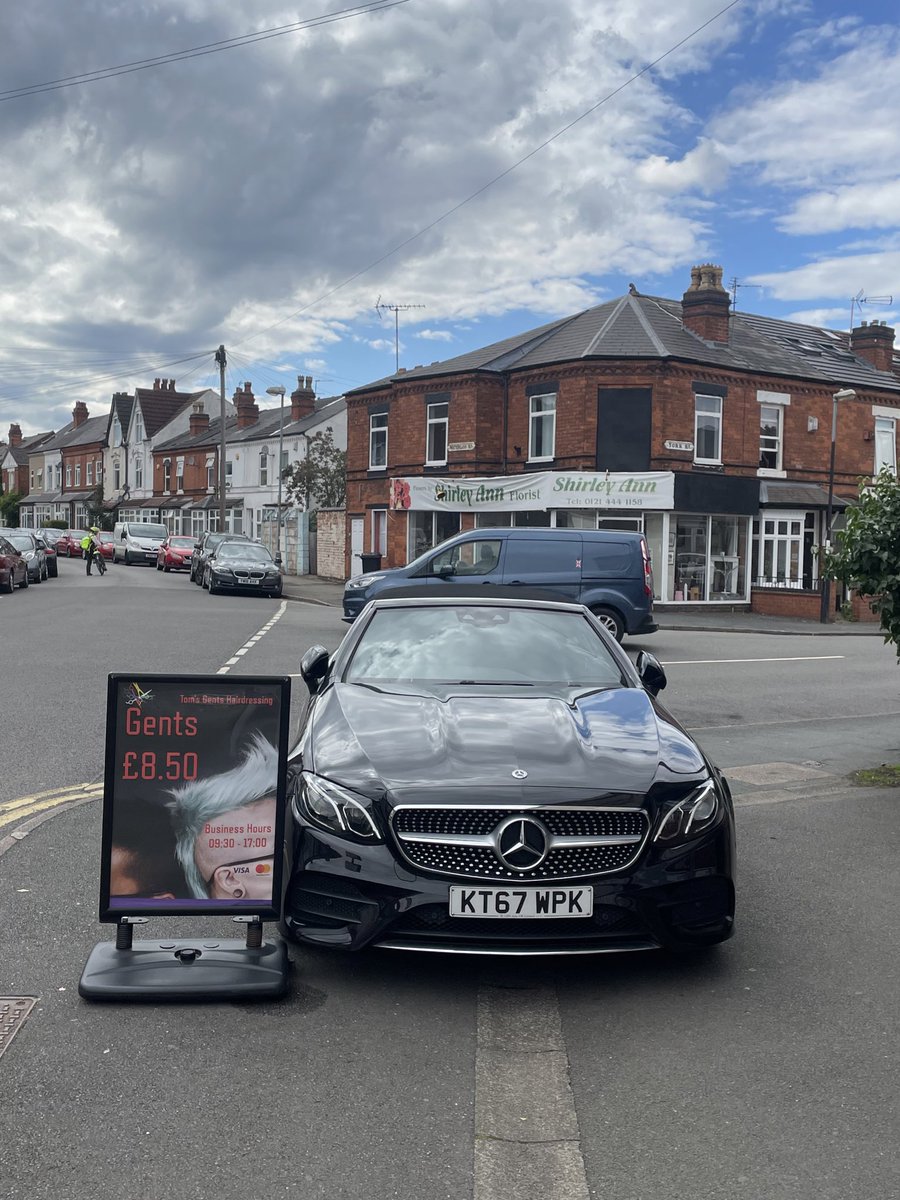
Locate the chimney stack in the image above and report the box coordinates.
[290,374,316,421]
[189,400,210,436]
[232,381,259,429]
[8,422,22,446]
[850,319,895,373]
[681,263,731,344]
[73,401,89,427]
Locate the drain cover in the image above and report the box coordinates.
[0,997,37,1060]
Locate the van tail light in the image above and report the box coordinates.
[641,537,653,597]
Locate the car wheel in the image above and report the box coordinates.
[124,550,131,565]
[49,562,58,578]
[163,561,170,573]
[591,605,625,642]
[207,572,219,596]
[2,571,13,594]
[19,570,28,589]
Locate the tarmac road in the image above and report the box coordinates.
[1,563,898,1199]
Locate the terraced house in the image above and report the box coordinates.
[344,264,899,617]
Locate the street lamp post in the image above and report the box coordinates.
[819,388,857,623]
[266,385,286,569]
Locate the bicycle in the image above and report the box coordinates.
[88,547,107,576]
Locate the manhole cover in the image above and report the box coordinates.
[0,997,37,1060]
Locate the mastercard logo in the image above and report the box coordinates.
[255,862,272,874]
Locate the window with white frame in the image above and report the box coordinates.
[206,455,215,490]
[112,415,122,446]
[426,402,448,465]
[113,460,121,490]
[191,510,205,537]
[86,462,93,486]
[134,412,144,442]
[95,459,102,483]
[65,464,72,487]
[259,450,269,486]
[162,459,171,492]
[372,509,387,556]
[369,413,388,469]
[528,393,556,461]
[176,456,185,492]
[694,394,722,464]
[74,463,81,486]
[134,456,143,488]
[875,416,896,474]
[759,405,783,470]
[753,513,807,587]
[225,460,233,484]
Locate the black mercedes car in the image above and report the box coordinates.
[282,594,735,956]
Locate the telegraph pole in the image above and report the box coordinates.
[375,297,426,373]
[216,344,227,531]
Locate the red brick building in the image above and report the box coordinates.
[344,264,900,613]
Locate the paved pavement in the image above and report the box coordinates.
[280,574,885,636]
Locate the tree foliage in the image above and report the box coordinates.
[826,468,900,657]
[0,490,21,527]
[282,427,346,511]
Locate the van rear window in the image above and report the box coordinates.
[582,542,636,576]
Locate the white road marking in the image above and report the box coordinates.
[664,655,845,665]
[218,601,288,674]
[475,985,589,1200]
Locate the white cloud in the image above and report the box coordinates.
[749,248,900,303]
[416,330,454,342]
[779,180,900,235]
[634,139,730,195]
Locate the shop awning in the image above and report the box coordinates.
[759,481,851,510]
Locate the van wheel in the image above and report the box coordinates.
[124,550,131,565]
[591,606,624,642]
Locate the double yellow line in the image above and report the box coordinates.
[0,781,104,831]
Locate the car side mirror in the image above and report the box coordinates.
[636,650,667,696]
[437,562,455,578]
[300,645,330,694]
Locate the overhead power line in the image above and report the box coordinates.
[0,0,412,103]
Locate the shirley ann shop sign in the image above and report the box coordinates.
[389,470,675,513]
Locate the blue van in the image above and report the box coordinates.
[342,527,657,640]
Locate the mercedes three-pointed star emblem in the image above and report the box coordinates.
[493,815,550,871]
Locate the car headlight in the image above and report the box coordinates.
[294,772,382,841]
[653,779,721,844]
[346,574,385,590]
[23,551,35,560]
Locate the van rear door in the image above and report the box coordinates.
[501,534,583,600]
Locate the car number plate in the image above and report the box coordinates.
[245,578,260,585]
[449,886,593,918]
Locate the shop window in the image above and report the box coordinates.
[694,395,722,464]
[408,511,460,561]
[370,413,388,469]
[475,512,513,528]
[426,403,448,466]
[759,405,783,471]
[875,416,896,474]
[528,394,556,461]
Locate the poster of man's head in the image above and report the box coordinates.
[100,676,290,920]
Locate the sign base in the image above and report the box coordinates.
[78,937,290,1001]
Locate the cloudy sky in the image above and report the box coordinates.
[3,0,898,436]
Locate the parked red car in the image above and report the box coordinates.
[0,534,28,592]
[60,529,87,557]
[157,535,197,572]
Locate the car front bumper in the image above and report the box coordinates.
[281,819,735,955]
[211,572,283,594]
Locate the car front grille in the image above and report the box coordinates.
[393,902,645,939]
[232,567,266,580]
[390,805,649,881]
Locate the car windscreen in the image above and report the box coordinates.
[170,537,195,548]
[7,535,33,551]
[345,605,629,686]
[216,545,273,562]
[132,524,168,539]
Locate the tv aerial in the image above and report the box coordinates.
[375,295,426,373]
[849,288,892,331]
